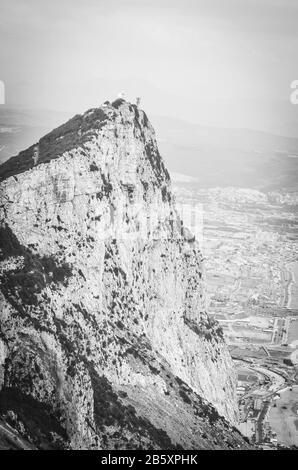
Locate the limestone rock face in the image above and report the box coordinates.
[0,100,248,449]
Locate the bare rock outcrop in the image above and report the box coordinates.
[0,99,249,449]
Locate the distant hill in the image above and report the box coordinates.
[151,115,298,191]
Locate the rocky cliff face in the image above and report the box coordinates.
[0,99,249,449]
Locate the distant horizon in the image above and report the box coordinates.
[1,99,298,141]
[1,1,298,137]
[1,99,298,193]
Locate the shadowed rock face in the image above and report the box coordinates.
[0,100,250,449]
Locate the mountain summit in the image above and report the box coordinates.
[0,100,249,449]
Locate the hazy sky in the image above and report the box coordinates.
[1,0,298,135]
